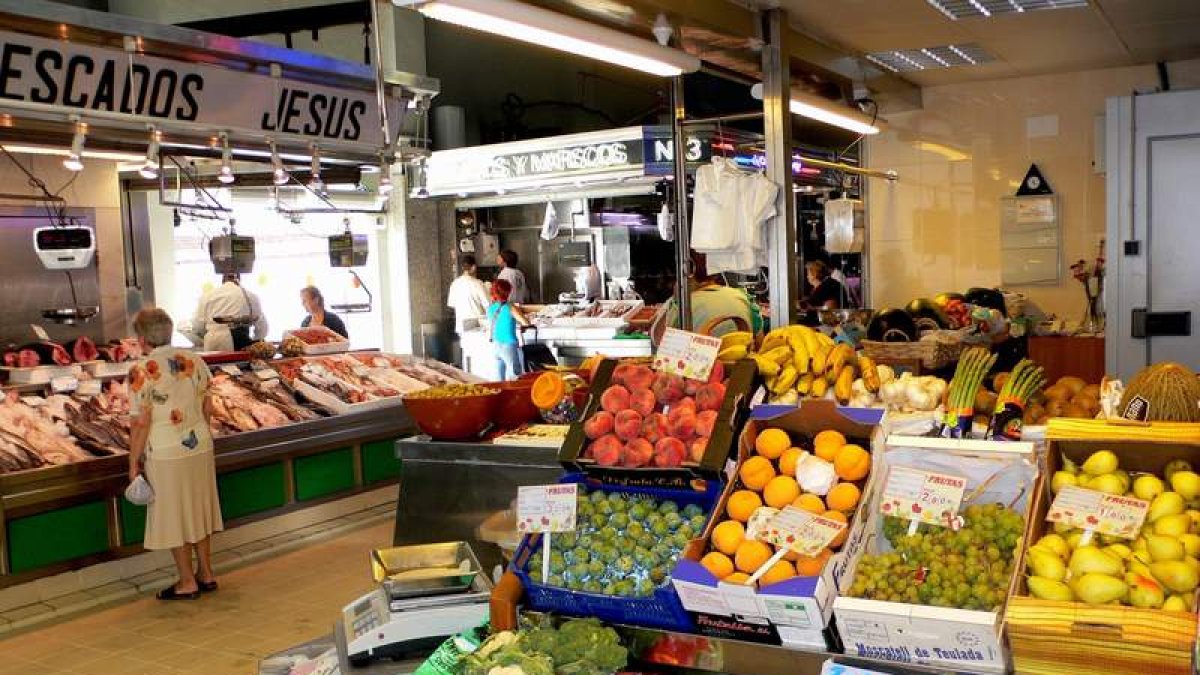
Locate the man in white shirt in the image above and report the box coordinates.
[447,255,491,334]
[184,274,269,351]
[495,249,529,305]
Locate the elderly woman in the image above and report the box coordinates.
[127,308,223,600]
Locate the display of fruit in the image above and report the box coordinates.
[527,488,709,598]
[697,427,869,588]
[404,383,498,399]
[877,371,947,412]
[1031,374,1102,424]
[1033,449,1200,608]
[846,503,1025,611]
[1118,362,1200,422]
[580,361,728,469]
[745,324,884,407]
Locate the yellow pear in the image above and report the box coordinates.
[1066,531,1088,550]
[1163,595,1189,612]
[1088,474,1125,495]
[1114,470,1131,493]
[1134,536,1149,553]
[1150,560,1200,593]
[1027,548,1068,581]
[1147,534,1186,562]
[1129,559,1153,578]
[1071,573,1128,605]
[1062,456,1080,475]
[1134,475,1167,501]
[1180,533,1200,557]
[1185,556,1200,577]
[1133,549,1153,565]
[1103,543,1132,561]
[1027,576,1074,601]
[1082,450,1119,476]
[1154,513,1192,537]
[1149,492,1186,523]
[1164,459,1195,481]
[1051,471,1078,493]
[1035,534,1070,559]
[1054,521,1077,535]
[1170,471,1200,500]
[1188,510,1200,530]
[1069,547,1124,577]
[1127,574,1166,608]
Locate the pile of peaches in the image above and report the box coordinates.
[581,361,728,469]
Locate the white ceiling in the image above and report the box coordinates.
[773,0,1200,86]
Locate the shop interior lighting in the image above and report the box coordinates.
[218,133,235,185]
[270,141,288,186]
[138,127,160,180]
[63,120,87,172]
[915,141,971,162]
[749,84,880,135]
[309,144,324,192]
[926,0,1087,20]
[866,43,994,72]
[410,0,701,77]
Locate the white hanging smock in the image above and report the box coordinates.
[690,158,780,275]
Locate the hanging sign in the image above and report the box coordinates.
[0,30,399,149]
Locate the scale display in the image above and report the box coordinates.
[209,235,256,274]
[33,226,95,270]
[328,233,369,267]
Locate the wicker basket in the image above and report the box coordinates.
[861,332,965,370]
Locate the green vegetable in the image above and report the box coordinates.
[461,618,627,675]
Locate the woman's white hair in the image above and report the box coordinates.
[133,308,174,347]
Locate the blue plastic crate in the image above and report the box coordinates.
[511,472,722,632]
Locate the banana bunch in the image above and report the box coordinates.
[749,325,880,405]
[716,331,754,362]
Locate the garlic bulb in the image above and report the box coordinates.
[797,455,838,495]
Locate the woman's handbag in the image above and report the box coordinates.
[125,474,155,506]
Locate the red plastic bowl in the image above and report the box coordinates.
[402,389,500,440]
[492,380,539,428]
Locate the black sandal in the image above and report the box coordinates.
[198,580,218,593]
[156,585,200,601]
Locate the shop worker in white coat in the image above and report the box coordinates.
[185,274,269,352]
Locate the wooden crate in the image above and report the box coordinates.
[1004,419,1200,675]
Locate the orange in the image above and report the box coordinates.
[791,493,826,515]
[794,548,832,576]
[822,510,850,548]
[813,430,847,462]
[763,476,801,509]
[779,447,803,476]
[724,572,751,585]
[755,428,791,460]
[700,551,735,580]
[734,539,774,574]
[826,483,861,513]
[739,456,777,491]
[726,490,763,523]
[833,444,870,481]
[711,520,746,556]
[759,559,796,587]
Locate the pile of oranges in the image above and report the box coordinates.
[699,427,871,587]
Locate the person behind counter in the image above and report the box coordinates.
[496,249,529,305]
[800,260,845,310]
[487,278,530,381]
[653,250,761,340]
[127,308,223,600]
[447,254,491,334]
[186,274,268,351]
[300,286,348,339]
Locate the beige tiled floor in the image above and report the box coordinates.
[0,521,393,675]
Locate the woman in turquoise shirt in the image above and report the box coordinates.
[487,279,530,380]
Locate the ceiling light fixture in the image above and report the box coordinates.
[63,119,86,172]
[308,143,324,192]
[926,0,1087,20]
[750,84,881,135]
[270,141,288,186]
[412,0,700,77]
[139,126,160,180]
[218,133,235,185]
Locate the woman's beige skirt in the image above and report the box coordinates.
[144,448,224,550]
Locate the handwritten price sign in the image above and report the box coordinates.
[517,484,578,533]
[1047,486,1147,539]
[654,328,721,381]
[881,467,967,529]
[757,506,846,557]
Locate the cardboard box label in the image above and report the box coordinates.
[654,327,720,381]
[837,613,1003,672]
[517,484,577,533]
[760,506,846,556]
[881,467,966,529]
[673,580,730,616]
[1046,486,1147,538]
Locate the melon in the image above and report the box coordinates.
[1119,362,1200,422]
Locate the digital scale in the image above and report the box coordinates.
[33,226,95,270]
[209,233,256,274]
[328,233,369,267]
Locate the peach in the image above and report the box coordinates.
[689,437,708,463]
[629,388,657,417]
[674,397,697,412]
[696,382,726,412]
[696,410,718,438]
[623,438,654,468]
[625,365,655,392]
[614,409,645,441]
[611,362,636,387]
[708,360,725,384]
[654,437,687,468]
[652,372,685,405]
[667,406,697,440]
[641,413,669,445]
[591,434,624,466]
[600,384,631,414]
[684,378,704,396]
[583,411,614,439]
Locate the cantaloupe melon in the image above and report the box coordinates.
[1119,362,1200,422]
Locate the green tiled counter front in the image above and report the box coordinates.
[219,462,287,521]
[294,447,355,501]
[361,438,402,484]
[8,500,110,574]
[119,500,147,547]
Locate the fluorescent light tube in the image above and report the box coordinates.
[751,84,881,135]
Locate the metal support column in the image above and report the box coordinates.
[762,8,797,327]
[670,75,692,329]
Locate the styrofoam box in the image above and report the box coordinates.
[293,380,402,415]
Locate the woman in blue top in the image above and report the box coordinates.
[487,278,530,380]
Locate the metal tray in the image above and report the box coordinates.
[370,541,482,599]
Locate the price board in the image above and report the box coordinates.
[1046,486,1147,539]
[653,328,721,381]
[881,467,967,529]
[758,506,846,557]
[517,484,578,533]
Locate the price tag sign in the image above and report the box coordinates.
[219,365,242,376]
[49,376,78,394]
[654,327,721,381]
[881,467,967,529]
[517,484,578,533]
[30,324,50,341]
[1047,486,1148,539]
[77,379,102,396]
[758,506,846,557]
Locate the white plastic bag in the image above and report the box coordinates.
[125,474,155,506]
[539,201,559,241]
[656,202,674,241]
[824,196,856,253]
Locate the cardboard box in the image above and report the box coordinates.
[671,400,884,647]
[832,435,1038,674]
[558,358,757,489]
[1006,420,1200,675]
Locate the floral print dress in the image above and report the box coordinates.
[130,347,224,550]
